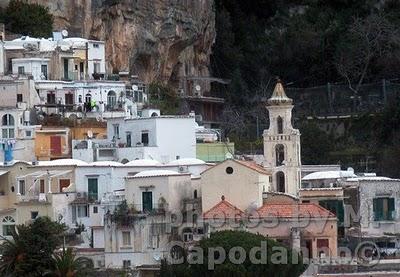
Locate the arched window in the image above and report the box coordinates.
[2,216,15,236]
[193,189,198,199]
[275,144,285,166]
[277,116,283,134]
[2,114,15,139]
[276,172,285,193]
[85,93,92,103]
[151,112,158,117]
[107,90,116,107]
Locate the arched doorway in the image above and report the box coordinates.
[276,171,285,193]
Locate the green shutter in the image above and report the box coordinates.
[373,198,383,221]
[88,178,98,201]
[388,198,395,220]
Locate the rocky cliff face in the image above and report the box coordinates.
[28,0,215,85]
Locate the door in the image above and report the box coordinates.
[59,179,70,192]
[50,136,62,156]
[39,180,45,193]
[88,178,98,201]
[142,191,153,212]
[65,93,74,111]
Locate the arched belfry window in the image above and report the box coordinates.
[277,116,283,134]
[276,172,285,193]
[275,144,285,166]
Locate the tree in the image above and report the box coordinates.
[0,217,67,276]
[46,248,94,277]
[335,14,400,95]
[2,0,53,38]
[148,82,180,115]
[160,230,306,277]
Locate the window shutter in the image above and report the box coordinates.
[373,198,382,221]
[388,198,395,220]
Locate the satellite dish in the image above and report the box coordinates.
[61,30,68,38]
[195,85,201,91]
[132,85,138,91]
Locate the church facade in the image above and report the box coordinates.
[263,81,302,195]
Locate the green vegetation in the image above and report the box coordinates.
[148,82,180,115]
[160,230,306,277]
[0,0,53,37]
[212,0,400,177]
[0,217,93,277]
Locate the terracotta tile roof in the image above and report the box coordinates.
[203,197,244,219]
[256,203,336,218]
[233,160,271,175]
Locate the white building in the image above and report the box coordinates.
[73,113,197,163]
[12,58,49,80]
[263,81,301,195]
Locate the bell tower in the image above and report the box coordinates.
[263,80,301,195]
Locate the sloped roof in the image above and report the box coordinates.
[201,159,271,176]
[233,160,271,175]
[256,203,336,218]
[203,197,245,219]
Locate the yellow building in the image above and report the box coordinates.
[35,122,106,161]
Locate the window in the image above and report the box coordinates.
[78,95,83,103]
[122,231,131,246]
[25,130,31,137]
[31,211,38,219]
[275,144,285,166]
[93,43,99,48]
[41,64,48,79]
[47,92,56,104]
[126,132,131,147]
[107,90,116,107]
[141,132,149,146]
[113,124,119,139]
[373,198,395,221]
[142,191,153,212]
[93,206,98,214]
[123,260,131,269]
[18,66,25,74]
[88,178,98,201]
[77,205,88,218]
[194,189,198,199]
[2,114,15,139]
[85,93,92,103]
[226,166,233,174]
[93,62,100,73]
[18,180,25,195]
[59,179,70,192]
[17,94,23,102]
[2,216,15,236]
[277,116,283,134]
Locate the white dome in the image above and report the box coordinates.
[37,159,88,166]
[133,170,180,178]
[90,161,123,167]
[168,158,205,166]
[125,159,161,166]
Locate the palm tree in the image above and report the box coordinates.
[0,232,26,276]
[47,248,94,277]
